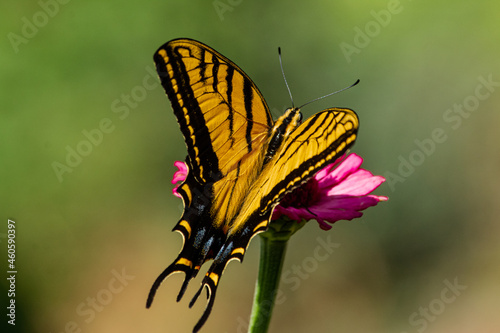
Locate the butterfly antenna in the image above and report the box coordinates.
[278,47,294,107]
[298,79,360,109]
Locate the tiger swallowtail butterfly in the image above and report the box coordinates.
[146,38,359,332]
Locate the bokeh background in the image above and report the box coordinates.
[2,1,499,332]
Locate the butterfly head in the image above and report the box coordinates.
[272,107,303,142]
[282,107,303,129]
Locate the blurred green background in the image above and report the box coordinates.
[1,1,499,332]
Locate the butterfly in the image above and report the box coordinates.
[146,38,359,332]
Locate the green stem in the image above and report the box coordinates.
[248,218,306,333]
[248,235,288,333]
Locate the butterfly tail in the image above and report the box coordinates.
[146,256,199,308]
[188,258,231,333]
[187,220,267,332]
[189,275,218,333]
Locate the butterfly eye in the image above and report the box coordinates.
[298,112,303,123]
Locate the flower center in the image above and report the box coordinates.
[279,177,320,208]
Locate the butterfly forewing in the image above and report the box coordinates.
[154,39,273,183]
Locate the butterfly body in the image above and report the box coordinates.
[147,38,359,332]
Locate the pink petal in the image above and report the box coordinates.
[273,206,312,222]
[315,207,364,223]
[171,161,188,198]
[172,186,182,198]
[316,219,333,230]
[314,154,347,180]
[171,161,188,184]
[316,195,384,211]
[317,154,363,188]
[326,171,386,196]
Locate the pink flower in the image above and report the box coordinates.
[272,153,387,230]
[170,154,387,230]
[171,161,188,198]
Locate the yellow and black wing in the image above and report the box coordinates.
[147,38,360,333]
[189,107,358,331]
[147,38,274,321]
[153,38,273,182]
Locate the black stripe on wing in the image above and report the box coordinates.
[154,45,221,183]
[243,78,254,153]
